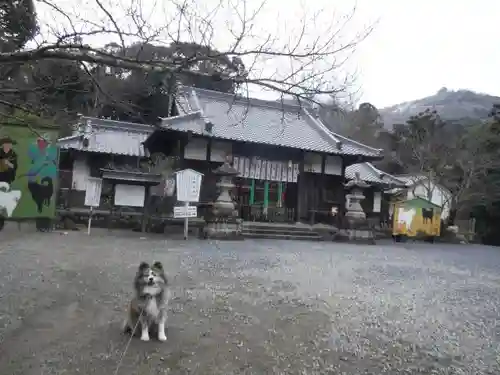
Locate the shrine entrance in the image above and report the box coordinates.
[235,177,298,222]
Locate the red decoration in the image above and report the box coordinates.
[37,138,48,151]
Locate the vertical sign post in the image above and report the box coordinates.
[174,169,203,240]
[84,177,103,235]
[183,201,189,239]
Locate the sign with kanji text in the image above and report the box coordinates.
[174,205,198,218]
[85,177,102,207]
[175,169,203,202]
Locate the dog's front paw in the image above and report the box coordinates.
[158,333,167,342]
[140,334,150,341]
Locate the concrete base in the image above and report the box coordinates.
[0,219,53,233]
[311,223,339,241]
[336,228,376,245]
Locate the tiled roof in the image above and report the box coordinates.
[160,86,383,158]
[386,174,434,193]
[394,174,427,186]
[57,116,154,157]
[346,162,406,186]
[386,174,451,195]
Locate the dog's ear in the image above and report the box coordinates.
[138,262,149,272]
[153,261,163,270]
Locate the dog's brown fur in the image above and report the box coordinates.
[124,261,169,342]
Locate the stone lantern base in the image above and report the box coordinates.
[336,213,375,244]
[203,218,244,240]
[336,227,375,244]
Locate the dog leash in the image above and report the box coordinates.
[113,307,146,375]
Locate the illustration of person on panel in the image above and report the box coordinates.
[26,135,57,213]
[0,136,18,185]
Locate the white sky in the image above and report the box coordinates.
[36,0,500,108]
[353,0,500,108]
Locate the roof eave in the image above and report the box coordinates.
[154,126,382,156]
[77,116,154,133]
[100,168,162,184]
[365,162,407,186]
[158,111,203,126]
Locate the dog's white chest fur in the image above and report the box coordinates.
[145,297,160,320]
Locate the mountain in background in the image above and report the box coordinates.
[379,87,500,128]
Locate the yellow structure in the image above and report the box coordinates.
[392,197,441,239]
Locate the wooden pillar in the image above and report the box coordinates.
[263,181,269,209]
[206,139,212,162]
[107,182,116,230]
[321,154,327,225]
[296,152,305,222]
[340,158,347,217]
[249,179,255,205]
[277,181,283,208]
[141,185,151,233]
[262,180,269,219]
[178,137,187,169]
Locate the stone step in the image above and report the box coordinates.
[242,222,325,241]
[242,232,323,241]
[242,223,315,233]
[242,226,317,237]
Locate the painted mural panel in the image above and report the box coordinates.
[0,126,58,219]
[392,197,441,238]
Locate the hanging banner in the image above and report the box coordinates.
[231,156,301,182]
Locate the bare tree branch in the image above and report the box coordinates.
[2,0,372,100]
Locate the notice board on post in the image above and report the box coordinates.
[114,184,146,207]
[85,177,103,207]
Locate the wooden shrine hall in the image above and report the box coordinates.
[143,86,384,225]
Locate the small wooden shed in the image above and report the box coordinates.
[392,197,442,240]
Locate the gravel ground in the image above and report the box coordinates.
[0,230,499,374]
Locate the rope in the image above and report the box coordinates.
[113,307,145,375]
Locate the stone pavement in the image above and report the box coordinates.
[0,230,499,374]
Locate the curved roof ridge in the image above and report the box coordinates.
[330,132,383,155]
[365,162,406,184]
[302,108,341,149]
[178,85,312,113]
[78,116,153,133]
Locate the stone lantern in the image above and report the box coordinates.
[340,171,375,244]
[344,172,370,223]
[203,160,243,240]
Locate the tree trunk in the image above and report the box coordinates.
[447,208,457,226]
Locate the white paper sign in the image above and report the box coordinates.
[85,177,102,207]
[175,169,203,202]
[174,205,197,218]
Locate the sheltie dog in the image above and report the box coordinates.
[123,261,170,342]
